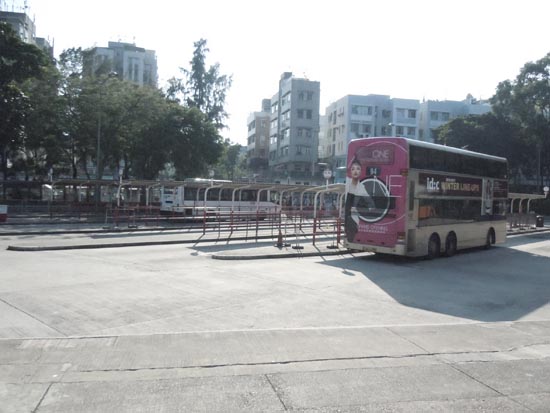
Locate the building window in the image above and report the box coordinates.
[442,112,450,121]
[282,93,291,107]
[396,126,404,135]
[408,109,416,118]
[430,111,439,121]
[297,109,304,119]
[282,110,290,121]
[351,105,372,116]
[396,108,405,117]
[298,91,314,101]
[306,109,312,119]
[408,127,416,135]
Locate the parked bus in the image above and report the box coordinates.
[160,178,280,218]
[344,137,508,258]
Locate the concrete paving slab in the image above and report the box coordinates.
[0,301,61,338]
[266,364,499,410]
[510,392,550,413]
[510,320,550,339]
[0,383,50,413]
[38,375,284,413]
[288,397,531,412]
[388,322,547,354]
[1,327,426,374]
[456,359,550,395]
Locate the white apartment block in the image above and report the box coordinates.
[320,95,419,182]
[268,72,320,184]
[320,94,490,181]
[88,42,158,87]
[246,99,271,173]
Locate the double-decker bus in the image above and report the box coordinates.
[344,137,508,258]
[160,178,280,218]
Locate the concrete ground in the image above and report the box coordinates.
[1,220,550,412]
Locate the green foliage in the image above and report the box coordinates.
[490,52,550,187]
[434,114,527,180]
[0,22,48,86]
[167,39,233,130]
[170,107,223,179]
[213,140,244,180]
[19,64,64,178]
[0,22,50,182]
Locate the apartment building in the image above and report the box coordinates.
[418,96,491,142]
[268,72,320,184]
[86,41,158,87]
[319,95,420,182]
[246,99,271,174]
[0,7,53,57]
[0,8,33,42]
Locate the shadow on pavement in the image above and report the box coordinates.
[320,236,550,323]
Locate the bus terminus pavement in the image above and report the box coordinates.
[344,137,508,258]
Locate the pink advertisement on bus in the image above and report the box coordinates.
[345,138,408,248]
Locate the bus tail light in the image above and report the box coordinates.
[400,169,409,176]
[397,232,406,243]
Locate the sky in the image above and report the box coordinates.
[13,0,550,145]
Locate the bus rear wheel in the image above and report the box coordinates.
[485,228,495,249]
[427,234,440,259]
[445,233,457,257]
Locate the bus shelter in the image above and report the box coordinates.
[508,192,547,229]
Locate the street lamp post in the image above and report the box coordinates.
[95,72,117,207]
[323,169,332,189]
[209,169,215,186]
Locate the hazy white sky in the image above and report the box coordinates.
[21,0,550,145]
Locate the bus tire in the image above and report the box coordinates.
[445,233,457,257]
[485,228,495,249]
[427,234,440,259]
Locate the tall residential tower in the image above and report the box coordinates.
[268,72,320,184]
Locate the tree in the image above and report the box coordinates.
[19,64,64,180]
[167,39,233,130]
[0,22,49,183]
[491,52,550,189]
[170,107,223,179]
[214,140,243,180]
[434,113,528,186]
[124,87,180,180]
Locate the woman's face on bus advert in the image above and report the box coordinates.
[350,162,361,180]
